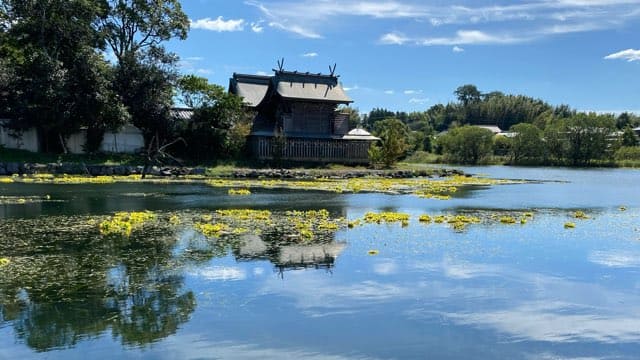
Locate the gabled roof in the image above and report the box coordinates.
[229,73,271,108]
[273,70,352,103]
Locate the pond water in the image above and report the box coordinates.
[1,167,640,359]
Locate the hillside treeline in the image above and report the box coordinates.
[358,84,640,166]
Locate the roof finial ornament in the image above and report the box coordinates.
[277,58,285,72]
[329,63,337,76]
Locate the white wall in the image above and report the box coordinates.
[100,124,145,154]
[0,124,39,152]
[1,123,145,154]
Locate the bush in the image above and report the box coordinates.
[438,126,494,164]
[614,146,640,161]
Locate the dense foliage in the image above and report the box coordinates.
[0,0,246,162]
[366,84,640,166]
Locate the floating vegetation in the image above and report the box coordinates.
[0,257,9,267]
[228,188,251,196]
[620,206,627,211]
[0,177,13,183]
[194,223,229,238]
[564,222,576,229]
[169,214,181,225]
[500,216,517,224]
[419,215,432,223]
[368,250,379,256]
[363,212,411,224]
[205,175,517,199]
[574,211,589,219]
[99,211,156,237]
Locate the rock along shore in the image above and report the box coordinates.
[0,162,464,179]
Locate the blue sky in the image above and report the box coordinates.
[168,0,640,114]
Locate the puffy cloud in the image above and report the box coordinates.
[191,17,245,32]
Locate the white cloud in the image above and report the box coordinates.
[604,48,640,62]
[196,69,213,75]
[384,90,395,95]
[373,260,398,275]
[409,98,430,104]
[268,21,323,39]
[403,89,422,95]
[343,85,360,91]
[191,16,246,32]
[589,250,640,267]
[246,0,640,46]
[191,266,247,281]
[184,56,205,61]
[256,71,269,76]
[452,46,465,52]
[446,301,640,343]
[417,30,528,46]
[251,21,264,33]
[379,32,409,45]
[302,52,319,57]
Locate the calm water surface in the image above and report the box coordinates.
[1,167,639,359]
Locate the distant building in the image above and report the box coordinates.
[230,68,378,164]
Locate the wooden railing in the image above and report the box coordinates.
[250,136,371,164]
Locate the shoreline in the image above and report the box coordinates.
[0,161,464,179]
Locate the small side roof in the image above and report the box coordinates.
[341,128,380,141]
[230,73,271,108]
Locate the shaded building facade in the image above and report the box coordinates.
[230,69,378,164]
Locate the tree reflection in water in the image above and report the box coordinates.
[0,216,196,352]
[0,210,348,351]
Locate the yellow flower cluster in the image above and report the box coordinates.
[363,212,410,225]
[216,209,272,221]
[228,188,252,196]
[573,211,589,219]
[99,211,156,236]
[194,223,229,237]
[206,175,513,198]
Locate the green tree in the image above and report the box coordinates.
[0,0,125,152]
[509,123,544,164]
[621,126,638,147]
[176,75,248,161]
[337,106,361,129]
[560,113,616,165]
[101,0,189,146]
[454,84,481,106]
[370,118,410,167]
[438,126,494,164]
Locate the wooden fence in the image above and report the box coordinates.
[250,136,372,164]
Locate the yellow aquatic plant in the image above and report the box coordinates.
[574,211,589,219]
[0,258,10,267]
[500,216,516,224]
[363,212,410,224]
[228,188,252,196]
[195,222,228,237]
[564,222,576,229]
[99,211,155,236]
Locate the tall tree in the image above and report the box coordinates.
[454,84,481,106]
[100,0,189,145]
[1,0,125,152]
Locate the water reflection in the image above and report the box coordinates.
[0,216,196,351]
[0,210,350,352]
